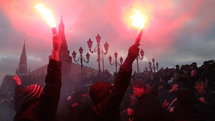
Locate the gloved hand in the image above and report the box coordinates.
[124,43,140,65]
[52,35,62,61]
[13,74,21,85]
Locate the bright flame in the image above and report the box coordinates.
[123,2,152,32]
[130,10,145,30]
[35,3,56,28]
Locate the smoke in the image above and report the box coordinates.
[0,0,215,81]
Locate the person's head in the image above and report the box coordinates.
[132,81,146,98]
[179,71,186,78]
[89,81,113,104]
[191,62,197,69]
[191,69,197,77]
[175,65,180,70]
[195,80,205,94]
[23,84,43,103]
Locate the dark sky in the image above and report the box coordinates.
[0,0,215,84]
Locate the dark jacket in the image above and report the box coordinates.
[90,62,132,121]
[169,104,211,121]
[133,94,162,121]
[14,59,61,121]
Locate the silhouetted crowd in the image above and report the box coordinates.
[56,60,215,121]
[0,34,215,121]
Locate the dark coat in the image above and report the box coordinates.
[169,104,211,121]
[90,63,132,121]
[14,59,61,121]
[133,94,162,121]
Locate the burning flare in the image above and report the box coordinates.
[130,10,146,30]
[35,3,56,28]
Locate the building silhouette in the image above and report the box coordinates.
[1,17,98,96]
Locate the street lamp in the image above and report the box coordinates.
[148,61,152,72]
[156,62,159,70]
[144,62,148,72]
[109,52,123,74]
[136,49,144,73]
[87,34,109,73]
[72,47,90,71]
[148,58,159,72]
[152,58,155,72]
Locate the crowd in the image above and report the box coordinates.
[0,33,215,121]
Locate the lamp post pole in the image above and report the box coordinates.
[72,47,90,82]
[156,62,159,71]
[136,49,144,73]
[149,61,152,72]
[87,34,109,73]
[148,58,159,72]
[109,52,123,74]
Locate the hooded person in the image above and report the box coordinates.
[13,34,62,121]
[89,43,140,121]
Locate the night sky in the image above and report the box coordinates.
[0,0,215,84]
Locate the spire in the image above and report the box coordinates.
[59,16,65,32]
[16,40,28,75]
[58,16,71,62]
[21,40,26,59]
[59,16,68,51]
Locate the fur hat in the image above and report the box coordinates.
[90,81,113,104]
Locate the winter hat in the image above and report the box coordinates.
[24,84,43,102]
[90,81,113,104]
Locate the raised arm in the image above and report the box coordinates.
[51,35,62,61]
[110,43,140,105]
[94,43,140,116]
[13,74,25,112]
[38,34,62,121]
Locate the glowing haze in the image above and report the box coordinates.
[0,0,215,84]
[123,2,152,31]
[130,10,146,30]
[35,3,56,28]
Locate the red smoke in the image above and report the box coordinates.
[0,0,214,62]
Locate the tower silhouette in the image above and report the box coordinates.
[16,40,28,75]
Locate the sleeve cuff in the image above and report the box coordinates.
[48,59,62,71]
[119,63,132,73]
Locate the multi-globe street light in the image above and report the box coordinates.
[109,52,123,74]
[72,47,90,71]
[87,34,109,73]
[136,49,144,73]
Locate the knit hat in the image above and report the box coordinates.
[23,84,43,102]
[90,81,113,104]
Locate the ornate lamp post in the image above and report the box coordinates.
[152,58,155,72]
[148,58,159,72]
[109,52,123,74]
[87,34,109,73]
[156,62,159,70]
[144,62,148,72]
[136,49,144,73]
[72,47,90,71]
[148,61,152,72]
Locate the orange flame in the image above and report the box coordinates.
[130,10,146,30]
[35,3,56,28]
[123,2,152,32]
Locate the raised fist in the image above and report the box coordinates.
[52,35,62,61]
[53,35,62,52]
[13,74,21,85]
[127,43,140,62]
[127,108,133,116]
